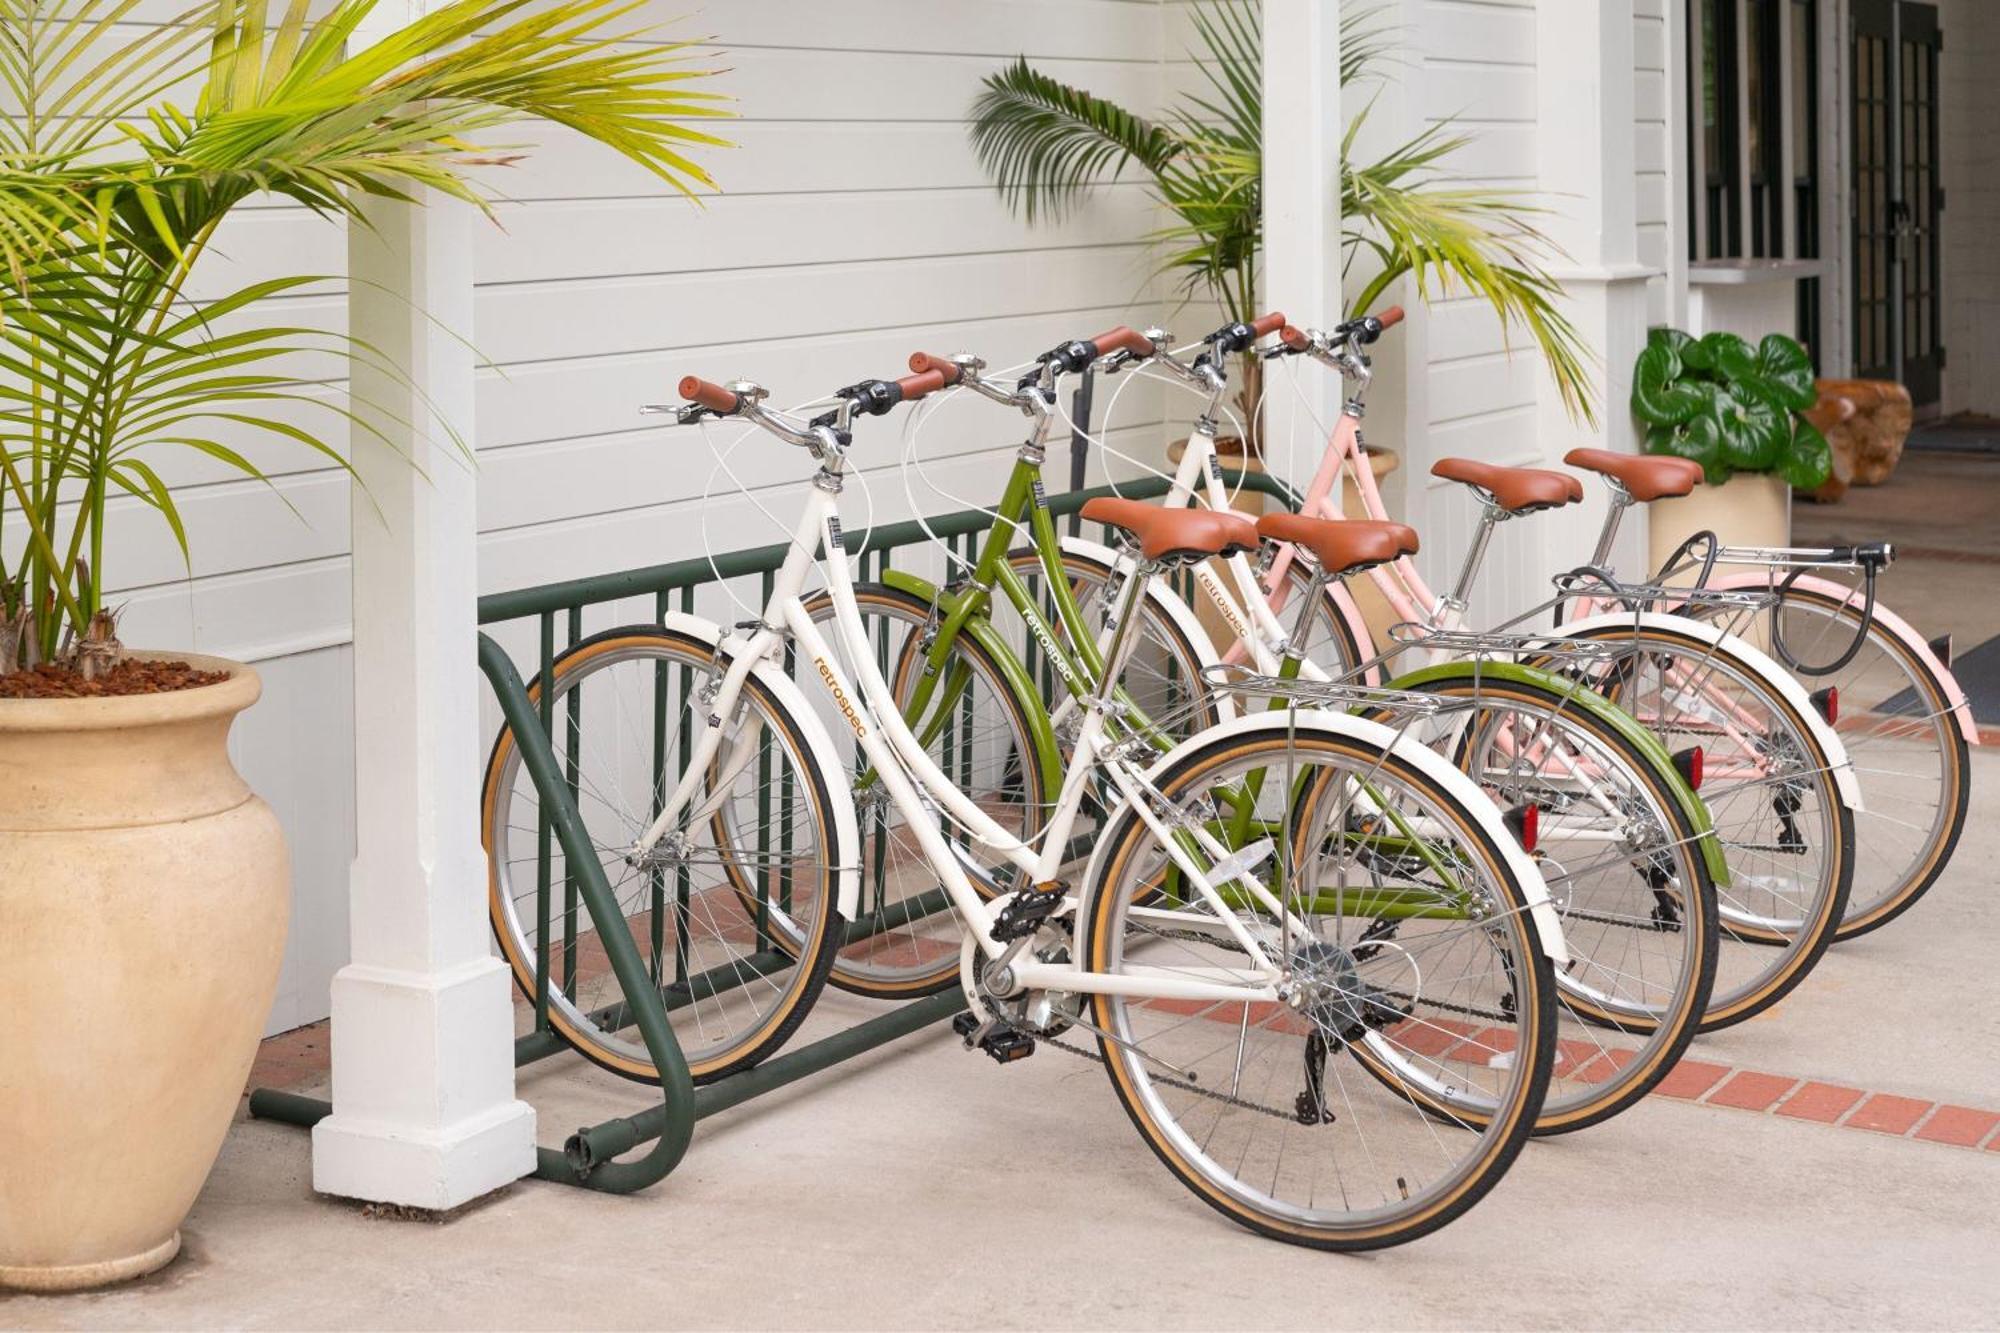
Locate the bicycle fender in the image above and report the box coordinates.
[1385,659,1730,890]
[1077,709,1570,965]
[873,568,1066,803]
[657,611,863,921]
[1706,571,1979,745]
[1556,610,1864,812]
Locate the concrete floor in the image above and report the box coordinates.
[8,454,2000,1331]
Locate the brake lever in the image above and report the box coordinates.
[640,403,717,426]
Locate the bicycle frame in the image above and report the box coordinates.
[1162,351,1859,820]
[626,445,1311,1004]
[885,402,1210,761]
[1568,486,1979,747]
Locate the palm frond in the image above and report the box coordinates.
[1344,115,1597,424]
[967,56,1180,225]
[963,1,1597,428]
[0,0,732,668]
[1180,1,1260,152]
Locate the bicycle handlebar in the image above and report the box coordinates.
[1205,311,1286,356]
[907,351,963,385]
[1271,307,1405,364]
[1092,325,1156,359]
[839,368,949,418]
[678,376,741,414]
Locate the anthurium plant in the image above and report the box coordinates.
[1632,327,1832,488]
[0,0,728,679]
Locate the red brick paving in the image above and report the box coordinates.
[1652,1058,1732,1100]
[244,1016,2000,1158]
[1571,1047,1636,1085]
[1774,1081,1867,1124]
[1707,1070,1799,1112]
[1913,1105,2000,1149]
[1844,1093,1935,1136]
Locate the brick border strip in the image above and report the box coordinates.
[1652,1059,2000,1149]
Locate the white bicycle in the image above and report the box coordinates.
[482,348,1571,1249]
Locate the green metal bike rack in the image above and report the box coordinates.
[248,470,1302,1195]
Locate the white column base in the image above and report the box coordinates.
[311,956,536,1210]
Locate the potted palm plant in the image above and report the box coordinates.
[0,0,724,1291]
[966,0,1596,461]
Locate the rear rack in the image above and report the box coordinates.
[1200,662,1447,717]
[1384,622,1625,663]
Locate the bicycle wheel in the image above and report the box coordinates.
[787,584,1049,997]
[1379,673,1719,1134]
[1004,545,1224,750]
[1081,716,1555,1250]
[1554,622,1852,1031]
[1686,585,1970,939]
[483,626,842,1084]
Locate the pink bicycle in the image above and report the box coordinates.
[1059,313,1858,1031]
[1243,318,1969,943]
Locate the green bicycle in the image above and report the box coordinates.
[796,319,1720,1134]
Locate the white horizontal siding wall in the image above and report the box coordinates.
[1931,0,2000,415]
[58,1,1180,1034]
[1635,0,1675,328]
[1398,0,1552,625]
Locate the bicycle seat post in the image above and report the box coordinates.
[1438,500,1509,624]
[1586,479,1634,569]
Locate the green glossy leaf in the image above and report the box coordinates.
[1708,387,1787,470]
[1630,340,1706,425]
[1699,331,1758,384]
[1777,418,1834,488]
[1645,415,1728,484]
[1729,372,1791,415]
[1754,333,1818,411]
[1647,326,1697,364]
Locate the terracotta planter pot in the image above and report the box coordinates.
[0,653,287,1292]
[1646,471,1792,584]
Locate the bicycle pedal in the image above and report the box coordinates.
[991,881,1067,943]
[979,1029,1037,1064]
[951,1010,982,1039]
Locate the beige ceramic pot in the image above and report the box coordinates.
[1646,470,1791,584]
[0,653,287,1292]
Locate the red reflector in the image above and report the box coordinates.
[1504,802,1539,854]
[1810,686,1839,726]
[1670,745,1704,792]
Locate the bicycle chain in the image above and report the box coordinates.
[1032,1026,1305,1125]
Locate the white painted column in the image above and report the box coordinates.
[1536,0,1656,572]
[1260,0,1342,482]
[312,1,536,1209]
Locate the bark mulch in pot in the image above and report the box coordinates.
[0,659,228,699]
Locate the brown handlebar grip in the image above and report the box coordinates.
[1090,325,1155,359]
[894,368,949,401]
[1280,325,1313,352]
[1249,311,1287,337]
[679,376,741,414]
[906,352,963,386]
[1375,305,1405,329]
